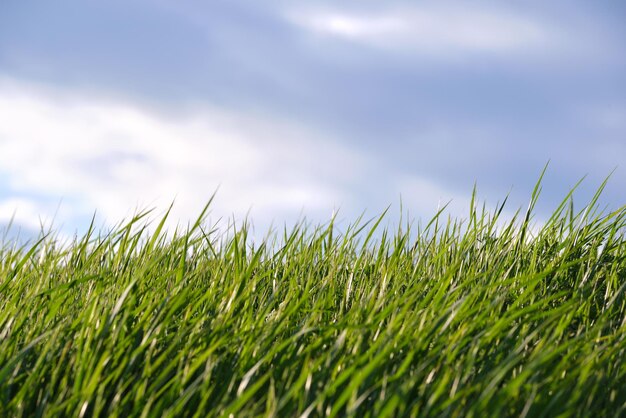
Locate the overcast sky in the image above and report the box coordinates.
[1,1,625,238]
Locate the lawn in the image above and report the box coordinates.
[1,179,625,417]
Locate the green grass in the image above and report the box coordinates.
[1,180,625,417]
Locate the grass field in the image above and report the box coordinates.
[1,179,625,417]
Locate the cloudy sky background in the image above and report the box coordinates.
[1,1,625,239]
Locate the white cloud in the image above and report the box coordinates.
[287,5,560,56]
[397,176,546,235]
[0,76,538,239]
[0,198,51,231]
[396,176,472,219]
[0,77,366,234]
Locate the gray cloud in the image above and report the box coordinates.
[0,0,624,234]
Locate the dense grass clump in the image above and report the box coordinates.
[1,183,625,417]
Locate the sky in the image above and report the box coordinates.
[0,1,625,240]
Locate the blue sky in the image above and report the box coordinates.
[1,1,625,237]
